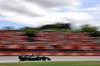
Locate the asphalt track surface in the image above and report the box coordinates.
[0,56,100,63]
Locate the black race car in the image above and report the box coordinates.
[18,54,51,61]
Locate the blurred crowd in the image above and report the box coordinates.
[0,30,100,46]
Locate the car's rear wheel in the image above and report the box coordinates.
[42,59,46,61]
[20,57,25,61]
[42,57,46,61]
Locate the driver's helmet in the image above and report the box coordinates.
[31,54,34,56]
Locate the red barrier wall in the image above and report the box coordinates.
[0,45,100,50]
[0,52,100,56]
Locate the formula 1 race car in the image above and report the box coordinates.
[18,54,51,61]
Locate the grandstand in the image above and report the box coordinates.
[0,30,28,45]
[34,31,100,46]
[0,30,100,46]
[0,30,100,56]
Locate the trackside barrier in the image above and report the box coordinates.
[0,52,100,56]
[0,45,100,50]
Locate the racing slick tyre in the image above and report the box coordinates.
[46,57,51,61]
[20,58,25,61]
[42,56,46,61]
[20,57,26,61]
[18,55,22,59]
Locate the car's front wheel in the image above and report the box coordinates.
[46,57,51,61]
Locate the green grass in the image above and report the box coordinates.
[0,61,100,66]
